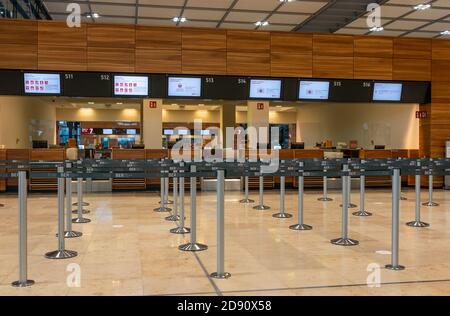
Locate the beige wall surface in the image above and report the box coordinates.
[56,108,140,122]
[0,96,56,149]
[296,102,419,149]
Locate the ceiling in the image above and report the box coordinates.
[41,0,450,38]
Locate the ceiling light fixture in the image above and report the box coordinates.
[255,21,269,27]
[369,26,384,32]
[413,3,432,10]
[116,102,123,105]
[173,16,187,23]
[441,30,450,36]
[88,102,95,105]
[86,12,100,19]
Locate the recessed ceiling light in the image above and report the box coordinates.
[88,102,95,105]
[116,102,123,105]
[173,16,187,23]
[441,30,450,36]
[255,21,269,27]
[369,26,384,32]
[413,3,432,10]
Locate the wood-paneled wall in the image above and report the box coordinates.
[0,19,449,164]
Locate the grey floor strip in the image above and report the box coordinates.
[193,252,223,296]
[154,278,450,296]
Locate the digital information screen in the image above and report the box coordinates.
[373,83,403,101]
[249,79,282,99]
[168,77,202,97]
[103,129,113,135]
[114,75,149,96]
[299,81,330,100]
[24,73,61,94]
[126,129,137,135]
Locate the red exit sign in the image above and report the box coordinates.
[416,111,428,119]
[148,101,157,108]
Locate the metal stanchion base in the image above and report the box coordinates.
[330,238,359,246]
[210,272,231,279]
[45,249,78,259]
[72,209,90,214]
[422,201,439,207]
[253,205,270,210]
[385,264,405,271]
[154,206,172,212]
[340,203,358,208]
[165,214,181,221]
[239,198,255,204]
[272,212,293,219]
[352,210,373,217]
[159,200,174,205]
[318,197,333,202]
[56,231,83,238]
[72,217,91,224]
[170,226,191,234]
[406,220,430,228]
[73,202,89,207]
[179,243,208,252]
[11,280,35,287]
[289,223,313,231]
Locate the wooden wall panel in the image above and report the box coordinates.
[38,21,86,47]
[227,52,270,76]
[432,60,450,81]
[354,57,392,80]
[313,56,353,79]
[135,49,181,73]
[135,26,181,50]
[430,103,450,125]
[182,28,226,51]
[0,44,37,70]
[227,30,270,53]
[0,20,37,45]
[313,34,354,57]
[271,32,312,54]
[432,39,450,60]
[393,58,431,81]
[394,38,431,59]
[38,46,87,71]
[87,24,135,48]
[354,37,393,58]
[182,50,226,75]
[432,82,450,103]
[271,53,312,77]
[0,149,5,192]
[87,47,135,72]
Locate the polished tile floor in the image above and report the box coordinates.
[0,186,450,296]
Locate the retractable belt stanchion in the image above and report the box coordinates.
[170,162,190,234]
[423,165,439,207]
[253,174,270,210]
[318,173,333,202]
[72,175,90,214]
[61,173,82,238]
[353,169,372,217]
[179,165,207,252]
[290,162,312,231]
[160,177,173,205]
[210,169,230,279]
[386,168,405,270]
[407,161,430,228]
[340,173,357,209]
[165,174,179,221]
[154,169,171,212]
[273,176,292,219]
[331,164,359,246]
[239,176,254,204]
[72,177,91,223]
[11,171,34,287]
[45,167,78,259]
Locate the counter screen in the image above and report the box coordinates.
[113,75,149,96]
[249,79,282,99]
[299,81,330,100]
[24,73,61,94]
[373,83,402,101]
[168,77,202,97]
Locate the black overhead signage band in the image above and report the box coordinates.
[0,69,431,104]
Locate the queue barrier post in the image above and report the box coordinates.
[290,161,312,231]
[423,171,439,207]
[352,171,372,217]
[11,171,35,287]
[170,162,190,234]
[253,175,270,211]
[239,176,254,204]
[165,175,179,221]
[61,171,82,238]
[72,177,91,223]
[273,176,292,219]
[318,174,333,202]
[407,161,430,228]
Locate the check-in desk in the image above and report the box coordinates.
[29,149,65,191]
[111,149,146,190]
[359,150,393,187]
[293,149,324,188]
[0,149,6,192]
